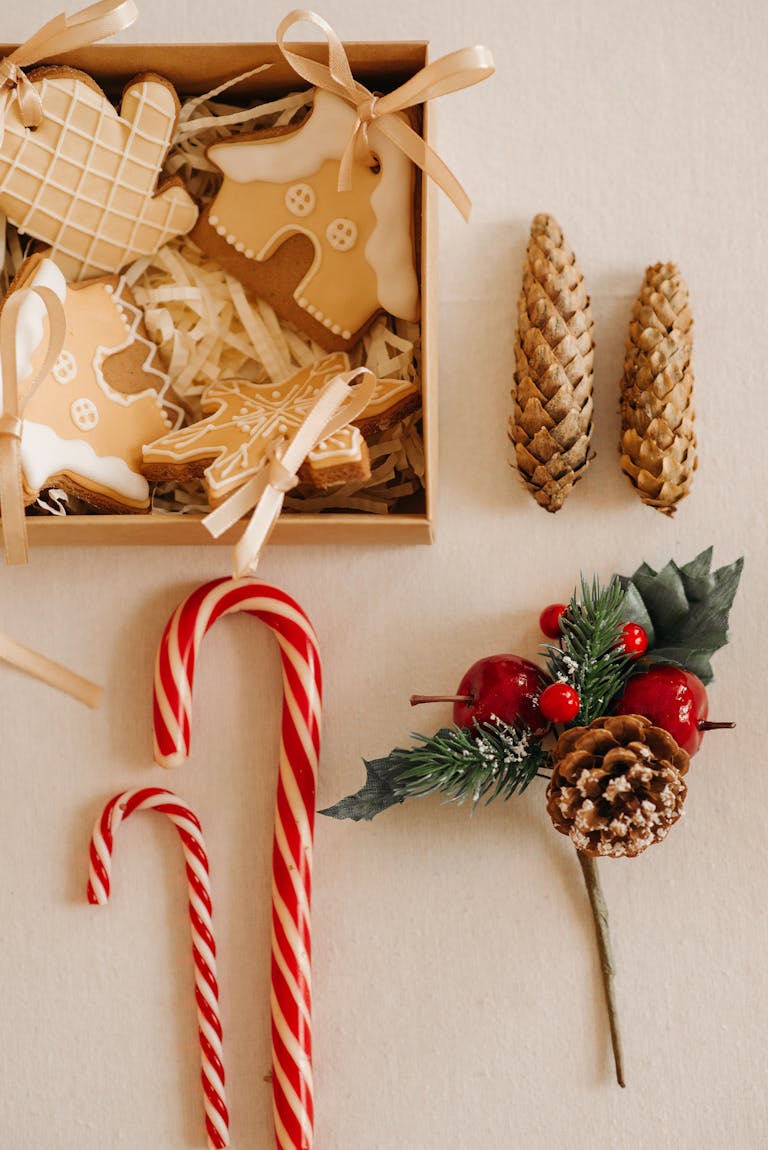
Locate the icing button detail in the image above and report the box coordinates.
[285,183,316,217]
[52,350,78,385]
[70,397,99,431]
[326,218,358,252]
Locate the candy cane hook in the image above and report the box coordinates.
[87,786,229,1150]
[153,578,322,1150]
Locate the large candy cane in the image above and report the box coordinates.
[153,578,322,1150]
[87,786,229,1149]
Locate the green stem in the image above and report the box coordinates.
[576,850,626,1088]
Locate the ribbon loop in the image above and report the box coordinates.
[0,413,22,440]
[0,282,67,565]
[203,366,378,575]
[0,0,138,140]
[276,9,494,220]
[266,442,300,495]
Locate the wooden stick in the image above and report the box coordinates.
[576,850,626,1088]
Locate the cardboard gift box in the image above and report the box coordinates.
[0,39,437,550]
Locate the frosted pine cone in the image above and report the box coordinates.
[546,714,690,858]
[510,214,595,512]
[619,262,697,515]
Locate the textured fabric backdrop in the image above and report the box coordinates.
[1,1,763,1147]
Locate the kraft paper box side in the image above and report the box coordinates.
[0,41,437,549]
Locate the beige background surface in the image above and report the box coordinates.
[1,1,765,1147]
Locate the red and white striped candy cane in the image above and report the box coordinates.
[87,786,229,1150]
[153,578,322,1150]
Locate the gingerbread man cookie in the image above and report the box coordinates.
[141,352,420,505]
[3,252,183,511]
[0,68,198,281]
[191,89,420,352]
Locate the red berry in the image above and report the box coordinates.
[453,655,550,736]
[539,682,581,723]
[619,622,648,658]
[614,666,707,755]
[540,603,568,639]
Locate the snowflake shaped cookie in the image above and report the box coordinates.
[141,352,420,505]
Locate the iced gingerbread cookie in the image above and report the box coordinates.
[0,68,198,281]
[191,89,420,352]
[142,352,420,505]
[3,252,183,512]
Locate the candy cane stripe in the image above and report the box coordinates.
[154,578,322,1150]
[87,786,229,1150]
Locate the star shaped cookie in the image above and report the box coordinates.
[141,352,420,505]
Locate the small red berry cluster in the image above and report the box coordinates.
[537,604,648,723]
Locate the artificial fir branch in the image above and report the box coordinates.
[543,575,634,724]
[392,721,548,807]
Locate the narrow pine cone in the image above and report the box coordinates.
[619,262,697,516]
[546,714,690,858]
[510,214,595,513]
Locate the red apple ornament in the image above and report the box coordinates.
[614,666,734,755]
[410,655,550,736]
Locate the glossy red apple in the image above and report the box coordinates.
[614,666,733,755]
[410,654,550,735]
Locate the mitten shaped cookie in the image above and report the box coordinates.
[3,253,182,511]
[191,89,420,351]
[0,68,198,280]
[142,352,420,505]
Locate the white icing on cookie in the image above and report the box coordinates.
[21,420,149,502]
[208,89,419,324]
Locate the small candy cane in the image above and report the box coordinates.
[153,578,321,1150]
[87,786,229,1150]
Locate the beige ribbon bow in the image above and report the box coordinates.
[0,283,67,565]
[0,0,138,143]
[276,8,495,220]
[204,366,377,576]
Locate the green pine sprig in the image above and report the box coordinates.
[542,575,633,724]
[393,721,549,807]
[321,721,548,821]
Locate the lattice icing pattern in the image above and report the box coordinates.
[0,69,198,281]
[194,89,419,349]
[3,253,182,510]
[142,351,420,504]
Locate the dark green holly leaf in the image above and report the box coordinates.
[319,755,406,821]
[617,548,743,684]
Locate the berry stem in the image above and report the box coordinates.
[576,850,626,1089]
[409,694,473,706]
[697,721,736,732]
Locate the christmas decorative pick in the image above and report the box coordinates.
[324,548,743,1088]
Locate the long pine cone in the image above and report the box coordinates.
[620,262,697,515]
[511,214,595,512]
